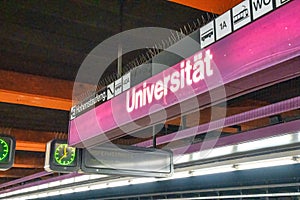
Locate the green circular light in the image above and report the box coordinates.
[0,139,9,162]
[54,144,76,166]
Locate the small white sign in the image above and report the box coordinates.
[114,77,123,96]
[275,0,290,7]
[107,82,115,100]
[232,0,252,30]
[251,0,273,20]
[200,21,215,48]
[215,10,232,40]
[70,106,76,120]
[122,72,131,91]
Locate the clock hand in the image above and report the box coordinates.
[58,154,67,162]
[64,146,67,156]
[58,146,68,162]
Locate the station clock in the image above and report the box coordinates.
[44,140,80,173]
[0,135,16,171]
[54,143,76,166]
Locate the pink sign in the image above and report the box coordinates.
[69,1,300,147]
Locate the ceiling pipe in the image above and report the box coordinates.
[117,0,124,76]
[0,171,51,190]
[0,172,82,195]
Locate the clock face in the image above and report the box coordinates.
[54,143,76,166]
[0,138,9,162]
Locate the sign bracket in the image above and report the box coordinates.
[152,125,157,148]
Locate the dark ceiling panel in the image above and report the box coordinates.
[122,0,208,30]
[4,0,122,29]
[0,50,79,81]
[0,23,102,53]
[0,6,118,39]
[0,0,209,80]
[0,38,85,66]
[228,76,300,106]
[0,103,69,132]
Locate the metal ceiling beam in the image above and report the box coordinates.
[168,0,243,14]
[0,89,72,111]
[16,141,46,152]
[0,70,94,110]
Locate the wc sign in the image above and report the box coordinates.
[251,0,273,19]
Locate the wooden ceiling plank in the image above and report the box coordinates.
[0,70,95,110]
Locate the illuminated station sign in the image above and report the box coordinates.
[69,0,297,148]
